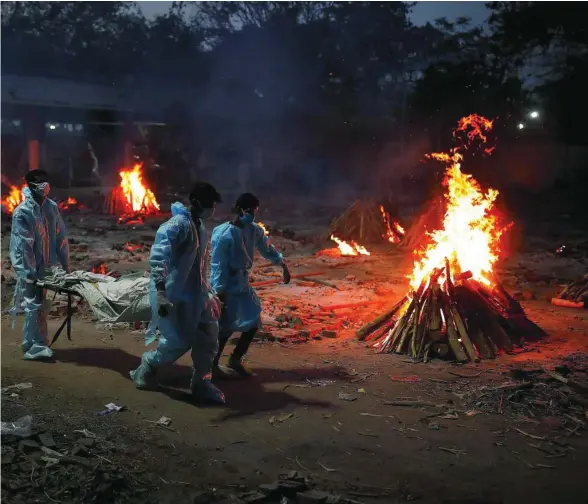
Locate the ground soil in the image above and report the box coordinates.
[2,208,588,504]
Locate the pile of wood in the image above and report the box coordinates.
[330,199,403,244]
[357,261,546,363]
[552,274,588,309]
[400,197,445,250]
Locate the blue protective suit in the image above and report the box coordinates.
[9,187,70,360]
[139,202,219,379]
[210,221,283,333]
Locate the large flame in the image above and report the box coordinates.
[1,183,25,214]
[119,163,160,214]
[409,114,507,290]
[331,235,370,256]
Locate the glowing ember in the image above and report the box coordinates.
[410,114,508,290]
[380,205,405,244]
[1,184,25,214]
[118,163,160,215]
[330,235,370,256]
[257,222,269,236]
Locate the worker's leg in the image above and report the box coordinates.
[190,321,225,404]
[227,325,259,377]
[130,304,189,389]
[22,285,53,361]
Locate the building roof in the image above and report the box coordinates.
[1,74,134,112]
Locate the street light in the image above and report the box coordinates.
[517,123,525,130]
[529,111,539,119]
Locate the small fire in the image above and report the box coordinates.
[331,235,370,256]
[380,205,405,244]
[58,197,85,211]
[257,222,269,236]
[91,262,109,275]
[410,114,508,290]
[1,184,25,214]
[118,163,160,215]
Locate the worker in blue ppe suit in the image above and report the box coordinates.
[129,182,226,404]
[9,169,70,361]
[210,193,291,378]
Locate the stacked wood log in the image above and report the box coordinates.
[400,197,445,250]
[552,274,588,308]
[330,199,403,244]
[357,261,546,362]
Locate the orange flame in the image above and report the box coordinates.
[118,163,160,214]
[330,235,370,256]
[257,222,269,236]
[1,184,25,214]
[380,205,405,243]
[410,114,507,290]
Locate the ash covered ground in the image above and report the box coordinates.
[1,200,588,504]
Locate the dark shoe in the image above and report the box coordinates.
[191,377,226,405]
[227,356,254,378]
[212,364,239,381]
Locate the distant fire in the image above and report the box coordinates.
[91,262,109,275]
[331,235,370,256]
[380,205,405,244]
[1,184,25,214]
[58,197,85,211]
[108,163,160,220]
[257,222,269,236]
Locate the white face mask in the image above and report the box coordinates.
[29,182,50,198]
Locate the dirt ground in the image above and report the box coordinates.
[2,208,588,504]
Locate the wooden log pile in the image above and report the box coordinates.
[330,199,403,244]
[357,261,546,363]
[552,274,588,308]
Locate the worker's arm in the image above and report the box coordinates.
[149,216,189,290]
[253,224,283,265]
[10,210,37,283]
[210,229,231,296]
[55,209,70,272]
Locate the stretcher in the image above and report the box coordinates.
[36,280,84,347]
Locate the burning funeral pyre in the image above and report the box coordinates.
[358,114,546,362]
[1,183,25,214]
[105,163,160,223]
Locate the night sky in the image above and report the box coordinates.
[138,1,490,27]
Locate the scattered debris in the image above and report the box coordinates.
[269,413,294,426]
[338,392,357,402]
[97,403,125,416]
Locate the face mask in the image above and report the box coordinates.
[29,182,50,198]
[200,207,214,219]
[240,211,255,225]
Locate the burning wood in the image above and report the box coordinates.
[1,180,25,215]
[552,274,588,308]
[105,163,160,221]
[359,115,546,362]
[58,197,86,211]
[330,199,404,245]
[330,235,370,256]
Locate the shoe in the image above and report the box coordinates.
[227,356,254,378]
[191,377,225,405]
[212,364,239,381]
[129,362,158,390]
[22,344,54,361]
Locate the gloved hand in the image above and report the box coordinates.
[205,295,222,320]
[282,263,291,284]
[156,290,173,317]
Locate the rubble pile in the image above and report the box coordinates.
[1,421,146,503]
